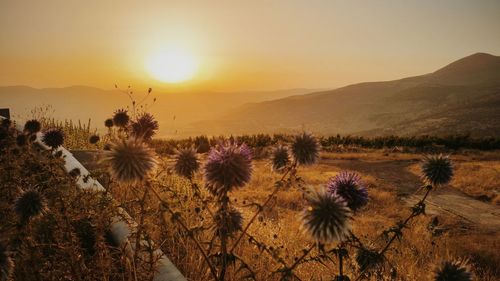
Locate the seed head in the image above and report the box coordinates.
[271,145,290,172]
[42,128,64,149]
[14,190,47,223]
[0,242,13,281]
[301,187,351,243]
[24,119,41,134]
[112,109,130,128]
[327,171,368,212]
[130,112,159,141]
[204,142,253,196]
[291,133,320,165]
[101,138,157,183]
[89,134,100,144]
[434,259,472,281]
[104,118,114,128]
[421,154,453,186]
[174,148,200,179]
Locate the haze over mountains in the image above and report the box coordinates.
[194,53,500,137]
[1,53,499,137]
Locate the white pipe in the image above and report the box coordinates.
[3,116,187,281]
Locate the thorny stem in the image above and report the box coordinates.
[218,195,230,281]
[149,185,219,281]
[280,244,315,281]
[230,161,297,253]
[354,185,433,281]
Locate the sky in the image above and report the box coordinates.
[1,0,500,92]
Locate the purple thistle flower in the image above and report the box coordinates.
[14,190,47,223]
[327,171,368,212]
[204,142,253,196]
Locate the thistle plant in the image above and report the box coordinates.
[301,187,352,244]
[101,137,157,184]
[434,259,473,281]
[174,147,200,180]
[327,171,368,212]
[112,109,130,128]
[130,112,159,141]
[14,189,47,224]
[41,128,65,149]
[271,145,291,172]
[421,154,453,186]
[204,142,253,197]
[291,132,320,166]
[23,119,41,134]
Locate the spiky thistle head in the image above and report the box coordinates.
[14,190,47,223]
[24,119,41,134]
[213,207,243,237]
[301,187,351,243]
[327,171,368,212]
[291,132,320,166]
[271,145,290,172]
[101,138,157,183]
[0,242,13,281]
[104,118,114,128]
[130,112,159,141]
[174,148,200,179]
[42,128,64,149]
[204,142,253,196]
[421,154,453,186]
[112,109,130,128]
[89,134,100,144]
[434,259,472,281]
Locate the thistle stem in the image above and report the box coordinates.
[230,161,297,253]
[150,185,219,281]
[354,185,433,281]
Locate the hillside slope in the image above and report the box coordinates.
[194,53,500,137]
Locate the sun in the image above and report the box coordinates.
[146,49,198,83]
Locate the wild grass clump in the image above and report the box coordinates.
[0,117,157,280]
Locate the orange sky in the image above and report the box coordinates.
[1,0,500,92]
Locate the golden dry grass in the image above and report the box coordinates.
[108,150,500,280]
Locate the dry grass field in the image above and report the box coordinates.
[106,149,500,281]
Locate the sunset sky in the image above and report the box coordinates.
[1,0,500,92]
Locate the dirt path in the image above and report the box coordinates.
[319,157,500,232]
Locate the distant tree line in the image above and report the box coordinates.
[151,133,500,155]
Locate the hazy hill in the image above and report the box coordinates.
[0,86,317,137]
[194,53,500,137]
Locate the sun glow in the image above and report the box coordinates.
[146,49,198,83]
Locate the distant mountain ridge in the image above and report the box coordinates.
[0,85,318,137]
[192,53,500,137]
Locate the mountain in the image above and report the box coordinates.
[193,53,500,137]
[0,86,318,137]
